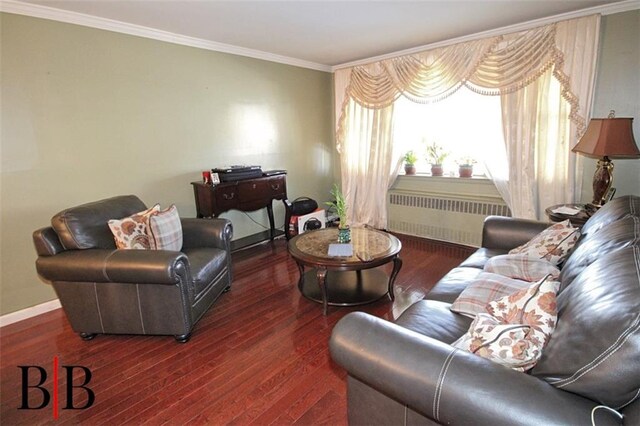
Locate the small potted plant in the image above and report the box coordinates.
[325,184,350,243]
[426,142,448,177]
[403,150,418,175]
[456,156,477,178]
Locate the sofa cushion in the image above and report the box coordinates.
[508,220,580,266]
[108,204,160,250]
[452,313,534,370]
[52,195,147,250]
[560,215,639,290]
[148,205,183,251]
[425,267,484,304]
[581,195,640,235]
[484,254,560,281]
[453,277,559,371]
[450,272,530,317]
[532,246,640,408]
[394,300,473,344]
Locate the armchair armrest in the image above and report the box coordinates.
[330,312,621,426]
[481,215,550,251]
[36,249,189,285]
[181,218,232,250]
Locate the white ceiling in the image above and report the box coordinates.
[8,0,634,69]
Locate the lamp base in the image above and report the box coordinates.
[591,157,614,207]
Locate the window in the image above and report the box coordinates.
[394,87,504,177]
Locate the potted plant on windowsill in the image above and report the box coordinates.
[426,142,448,177]
[325,184,350,243]
[457,156,477,178]
[403,150,418,175]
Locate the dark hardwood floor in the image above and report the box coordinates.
[1,234,473,425]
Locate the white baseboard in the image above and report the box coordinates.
[0,299,62,327]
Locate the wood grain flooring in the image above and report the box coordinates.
[0,233,473,425]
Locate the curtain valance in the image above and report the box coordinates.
[337,15,599,153]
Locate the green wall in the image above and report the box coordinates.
[1,13,335,315]
[582,10,640,201]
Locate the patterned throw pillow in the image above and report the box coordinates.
[452,276,560,371]
[108,204,160,249]
[508,220,580,266]
[148,205,183,251]
[484,254,560,281]
[450,272,530,317]
[452,313,534,370]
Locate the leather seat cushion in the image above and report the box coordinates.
[425,267,484,304]
[182,247,228,296]
[532,247,640,408]
[395,300,473,344]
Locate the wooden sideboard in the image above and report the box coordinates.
[191,174,287,243]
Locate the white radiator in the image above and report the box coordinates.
[388,192,511,247]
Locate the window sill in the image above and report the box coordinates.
[399,173,491,181]
[392,173,502,201]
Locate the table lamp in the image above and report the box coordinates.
[572,110,639,207]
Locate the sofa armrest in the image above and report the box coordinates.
[36,249,189,285]
[181,218,233,250]
[481,215,550,250]
[330,312,621,426]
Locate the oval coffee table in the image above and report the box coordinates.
[288,227,402,315]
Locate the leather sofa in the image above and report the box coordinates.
[330,195,640,425]
[33,195,233,342]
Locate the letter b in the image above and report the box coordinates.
[18,366,50,409]
[63,366,95,409]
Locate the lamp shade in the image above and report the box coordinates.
[572,117,640,158]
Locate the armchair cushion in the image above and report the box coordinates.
[182,247,229,296]
[52,195,147,250]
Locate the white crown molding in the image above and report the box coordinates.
[0,0,332,73]
[0,299,61,327]
[332,0,640,71]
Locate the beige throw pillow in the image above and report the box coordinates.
[452,276,560,371]
[108,204,160,250]
[508,220,580,266]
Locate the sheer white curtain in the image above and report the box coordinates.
[340,98,401,228]
[336,15,600,224]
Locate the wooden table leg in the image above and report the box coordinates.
[266,202,275,240]
[296,263,305,291]
[316,267,328,315]
[388,256,403,301]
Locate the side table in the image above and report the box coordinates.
[545,203,591,227]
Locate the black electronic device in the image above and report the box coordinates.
[290,197,318,216]
[262,170,287,177]
[211,165,263,182]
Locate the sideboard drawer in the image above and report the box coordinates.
[268,176,286,199]
[214,185,238,212]
[238,179,271,202]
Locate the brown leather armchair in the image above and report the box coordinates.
[33,195,233,342]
